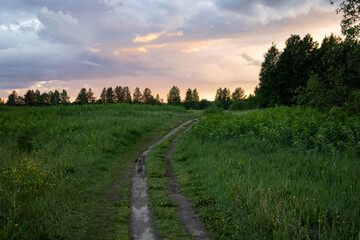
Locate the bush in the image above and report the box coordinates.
[204,102,224,115]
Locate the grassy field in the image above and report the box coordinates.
[173,106,360,239]
[2,104,359,239]
[0,104,193,239]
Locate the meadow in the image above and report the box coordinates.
[1,104,359,240]
[0,104,192,239]
[173,106,360,239]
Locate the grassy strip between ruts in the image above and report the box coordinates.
[0,104,195,240]
[146,124,191,240]
[173,107,360,240]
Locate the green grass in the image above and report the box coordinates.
[146,128,191,240]
[0,104,193,239]
[173,106,360,239]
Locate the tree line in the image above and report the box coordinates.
[3,86,163,107]
[255,33,359,113]
[255,0,360,113]
[5,89,70,106]
[2,85,258,110]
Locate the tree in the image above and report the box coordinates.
[87,88,96,104]
[143,88,154,104]
[302,34,360,109]
[230,87,246,111]
[114,86,124,103]
[105,87,114,103]
[192,89,200,109]
[123,87,132,103]
[199,99,211,110]
[40,92,50,106]
[60,89,70,105]
[0,98,4,105]
[33,90,41,106]
[257,44,281,107]
[133,87,142,104]
[49,90,61,105]
[257,35,318,107]
[215,87,231,109]
[24,90,35,106]
[155,94,162,105]
[76,88,89,104]
[232,87,245,101]
[184,88,193,109]
[6,90,18,106]
[167,86,181,106]
[275,34,318,106]
[331,0,360,38]
[100,88,106,103]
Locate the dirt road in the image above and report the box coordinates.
[129,120,200,240]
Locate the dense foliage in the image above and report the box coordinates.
[256,34,360,111]
[195,107,360,155]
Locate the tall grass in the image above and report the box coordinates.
[173,106,360,239]
[0,104,191,239]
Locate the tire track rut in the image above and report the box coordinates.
[130,120,193,240]
[166,122,210,240]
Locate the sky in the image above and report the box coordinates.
[0,0,342,101]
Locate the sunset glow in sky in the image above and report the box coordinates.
[0,0,342,101]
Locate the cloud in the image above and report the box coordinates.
[241,53,261,66]
[0,0,341,99]
[37,7,87,44]
[133,31,167,43]
[132,30,183,43]
[119,44,168,54]
[79,60,103,67]
[215,0,331,23]
[0,19,42,33]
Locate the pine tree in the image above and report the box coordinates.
[87,88,96,103]
[100,88,106,103]
[114,86,124,103]
[123,87,132,103]
[133,87,142,104]
[105,87,114,103]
